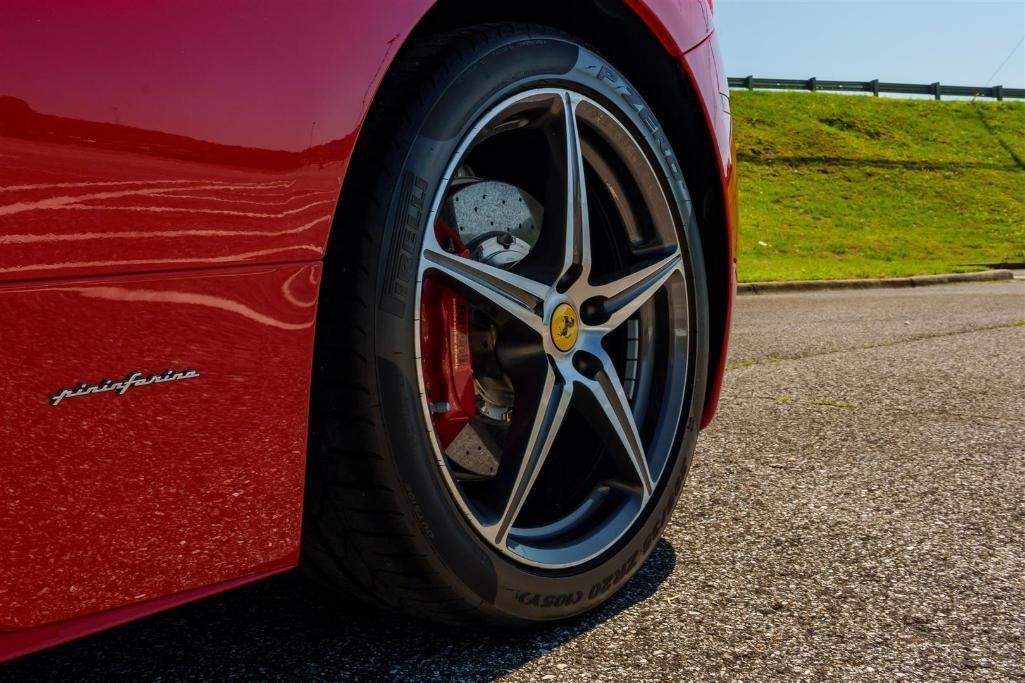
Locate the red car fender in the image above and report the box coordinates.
[627,2,738,429]
[0,0,733,662]
[683,35,737,429]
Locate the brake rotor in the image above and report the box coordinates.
[421,179,543,479]
[441,179,543,264]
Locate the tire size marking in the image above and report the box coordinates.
[515,590,583,608]
[587,550,640,601]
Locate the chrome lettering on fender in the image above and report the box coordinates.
[50,369,200,407]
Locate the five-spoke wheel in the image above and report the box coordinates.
[305,24,711,624]
[417,89,690,568]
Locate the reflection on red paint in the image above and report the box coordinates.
[624,0,713,56]
[0,0,437,285]
[0,0,435,659]
[0,131,340,282]
[0,264,320,631]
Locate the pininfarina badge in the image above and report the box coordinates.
[50,369,200,407]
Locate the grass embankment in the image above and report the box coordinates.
[734,91,1025,281]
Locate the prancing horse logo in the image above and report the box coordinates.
[550,303,579,352]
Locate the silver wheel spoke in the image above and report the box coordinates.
[591,251,682,331]
[484,368,573,547]
[422,246,548,333]
[557,92,592,284]
[581,357,653,499]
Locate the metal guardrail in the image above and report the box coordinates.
[728,77,1025,101]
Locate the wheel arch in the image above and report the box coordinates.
[331,0,733,428]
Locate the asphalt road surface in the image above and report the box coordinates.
[4,279,1024,682]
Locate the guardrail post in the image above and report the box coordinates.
[932,82,941,100]
[808,77,817,92]
[995,85,1004,101]
[870,79,879,97]
[745,75,753,90]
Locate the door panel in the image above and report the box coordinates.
[0,0,432,633]
[0,264,320,630]
[0,0,433,283]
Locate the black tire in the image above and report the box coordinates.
[302,22,709,626]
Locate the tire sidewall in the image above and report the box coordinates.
[371,32,710,622]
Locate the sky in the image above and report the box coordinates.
[714,1,1025,88]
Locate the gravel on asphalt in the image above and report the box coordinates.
[3,280,1023,682]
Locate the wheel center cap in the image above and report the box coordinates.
[550,303,579,352]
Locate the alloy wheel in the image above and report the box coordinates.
[416,88,691,569]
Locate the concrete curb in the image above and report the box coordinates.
[737,269,1015,295]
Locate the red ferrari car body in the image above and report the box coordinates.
[0,0,735,661]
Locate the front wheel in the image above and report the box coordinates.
[303,23,709,625]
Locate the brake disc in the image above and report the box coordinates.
[440,179,543,263]
[436,179,544,478]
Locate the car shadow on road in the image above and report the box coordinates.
[1,540,677,681]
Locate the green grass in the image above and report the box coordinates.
[733,91,1025,282]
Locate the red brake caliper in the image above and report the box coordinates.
[420,218,476,448]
